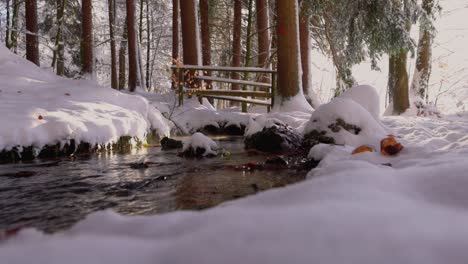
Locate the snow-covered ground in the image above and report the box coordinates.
[0,45,170,153]
[2,81,468,263]
[1,113,468,263]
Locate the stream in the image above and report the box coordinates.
[0,136,307,233]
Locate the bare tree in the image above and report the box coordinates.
[108,0,118,88]
[256,0,270,83]
[127,0,138,91]
[81,0,93,75]
[26,0,40,66]
[231,0,242,91]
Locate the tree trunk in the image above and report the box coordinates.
[256,0,270,83]
[390,50,410,114]
[139,0,143,43]
[180,0,201,88]
[25,0,40,66]
[276,0,302,99]
[10,0,19,53]
[298,0,310,96]
[145,0,151,90]
[108,0,118,88]
[52,0,66,76]
[231,0,242,91]
[199,0,212,89]
[119,19,128,90]
[411,0,434,102]
[180,0,201,66]
[6,0,10,49]
[81,0,93,75]
[171,0,179,89]
[126,0,138,91]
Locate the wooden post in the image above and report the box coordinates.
[271,72,276,109]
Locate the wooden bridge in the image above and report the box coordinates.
[171,65,276,112]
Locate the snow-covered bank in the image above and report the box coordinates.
[2,107,468,263]
[0,45,170,155]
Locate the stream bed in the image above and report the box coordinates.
[0,136,308,233]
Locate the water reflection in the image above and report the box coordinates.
[0,137,306,233]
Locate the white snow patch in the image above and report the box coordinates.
[182,132,218,156]
[339,84,381,120]
[305,98,388,148]
[0,45,170,152]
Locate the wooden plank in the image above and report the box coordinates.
[195,75,271,88]
[200,95,271,106]
[190,89,271,98]
[171,65,275,73]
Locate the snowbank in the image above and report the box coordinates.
[0,45,170,152]
[2,115,468,263]
[339,84,380,120]
[304,98,387,148]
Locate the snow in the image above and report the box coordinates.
[0,45,170,152]
[182,132,218,156]
[2,114,468,264]
[339,84,380,120]
[272,93,314,114]
[310,0,468,115]
[304,98,388,148]
[148,94,253,134]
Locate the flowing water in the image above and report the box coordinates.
[0,137,307,233]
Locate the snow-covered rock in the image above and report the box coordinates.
[304,98,387,148]
[244,119,303,153]
[181,132,218,157]
[339,84,380,120]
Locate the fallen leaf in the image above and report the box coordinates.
[381,136,404,156]
[352,145,374,155]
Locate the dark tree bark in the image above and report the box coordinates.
[52,0,66,76]
[108,0,118,88]
[172,0,179,63]
[276,0,301,99]
[179,0,201,66]
[139,0,143,43]
[389,51,410,114]
[171,0,179,89]
[81,0,93,75]
[10,0,19,53]
[231,0,242,91]
[180,0,201,88]
[6,0,10,48]
[145,0,151,89]
[256,0,270,83]
[126,0,138,91]
[411,0,434,102]
[119,19,128,90]
[298,0,310,96]
[25,0,40,66]
[199,0,212,89]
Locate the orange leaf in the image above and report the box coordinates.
[380,136,404,156]
[352,145,374,155]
